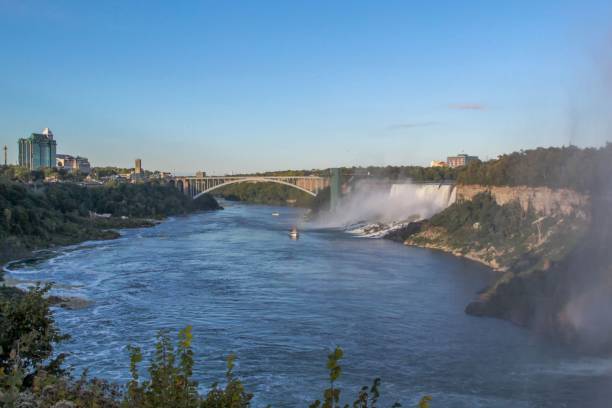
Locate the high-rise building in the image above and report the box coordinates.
[135,158,142,174]
[18,128,57,170]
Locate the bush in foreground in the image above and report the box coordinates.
[1,317,431,407]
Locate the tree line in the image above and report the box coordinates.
[215,182,314,207]
[456,143,612,193]
[0,179,220,264]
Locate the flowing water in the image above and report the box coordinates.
[6,203,612,407]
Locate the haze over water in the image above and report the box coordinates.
[7,203,612,407]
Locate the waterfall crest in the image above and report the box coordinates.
[389,183,456,217]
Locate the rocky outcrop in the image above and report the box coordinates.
[383,221,424,243]
[456,185,589,217]
[404,225,505,270]
[47,295,93,310]
[397,185,612,351]
[397,185,600,346]
[404,185,591,274]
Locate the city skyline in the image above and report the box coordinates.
[1,1,612,174]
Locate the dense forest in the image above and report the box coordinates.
[456,143,612,193]
[0,180,220,265]
[214,181,314,207]
[90,166,133,178]
[237,166,457,182]
[339,165,457,182]
[0,165,84,183]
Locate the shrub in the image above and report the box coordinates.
[0,284,67,376]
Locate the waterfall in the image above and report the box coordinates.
[388,183,456,220]
[312,180,457,235]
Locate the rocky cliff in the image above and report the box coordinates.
[392,185,604,348]
[456,185,589,217]
[402,185,590,271]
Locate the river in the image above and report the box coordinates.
[6,203,612,407]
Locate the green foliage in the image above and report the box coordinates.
[309,346,406,408]
[0,180,220,264]
[0,348,25,407]
[1,320,432,407]
[323,346,343,408]
[91,167,133,178]
[123,326,200,407]
[424,191,588,272]
[82,182,220,218]
[32,369,121,408]
[200,353,252,408]
[345,166,457,182]
[124,326,252,408]
[232,170,326,177]
[418,396,432,408]
[0,165,84,183]
[430,192,535,248]
[216,181,314,207]
[0,284,67,375]
[456,143,612,192]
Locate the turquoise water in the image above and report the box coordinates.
[7,203,612,407]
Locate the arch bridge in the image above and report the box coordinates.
[171,175,331,200]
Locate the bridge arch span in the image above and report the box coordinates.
[192,177,317,200]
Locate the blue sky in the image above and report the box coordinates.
[1,0,611,174]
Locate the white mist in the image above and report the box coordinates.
[312,180,456,236]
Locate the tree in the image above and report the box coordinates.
[0,285,67,376]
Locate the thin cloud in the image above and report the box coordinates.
[449,103,486,110]
[387,121,439,130]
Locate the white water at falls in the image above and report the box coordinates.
[346,183,457,237]
[314,181,457,237]
[388,183,457,217]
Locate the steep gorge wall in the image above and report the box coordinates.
[456,185,589,217]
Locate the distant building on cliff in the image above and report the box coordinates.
[56,154,91,174]
[135,158,143,174]
[18,128,57,170]
[430,160,448,168]
[447,153,480,168]
[129,158,145,181]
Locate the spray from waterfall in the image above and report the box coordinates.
[312,180,456,234]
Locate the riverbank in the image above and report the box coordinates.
[0,216,172,316]
[384,221,505,271]
[0,216,157,280]
[0,180,222,280]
